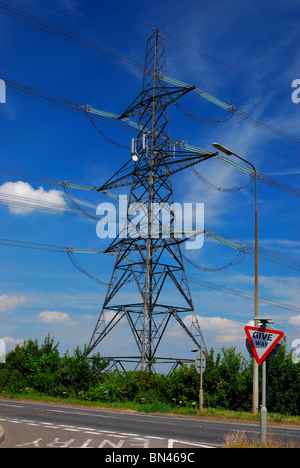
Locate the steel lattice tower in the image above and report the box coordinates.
[88,30,217,370]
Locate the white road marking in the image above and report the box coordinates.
[0,407,218,448]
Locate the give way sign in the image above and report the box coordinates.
[244,326,284,364]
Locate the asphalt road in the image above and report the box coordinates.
[0,399,299,449]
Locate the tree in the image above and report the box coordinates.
[266,338,300,415]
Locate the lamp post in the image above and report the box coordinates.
[212,143,259,414]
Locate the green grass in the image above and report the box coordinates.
[1,392,300,426]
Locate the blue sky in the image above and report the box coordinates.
[0,0,299,364]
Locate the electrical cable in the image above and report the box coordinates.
[163,76,300,147]
[0,182,128,226]
[0,165,58,186]
[174,101,234,123]
[0,236,108,284]
[214,156,300,198]
[182,249,246,272]
[2,4,298,328]
[3,76,136,135]
[0,164,299,273]
[84,111,130,149]
[235,108,300,147]
[0,1,143,73]
[66,250,109,285]
[1,2,298,146]
[61,185,100,221]
[184,274,300,314]
[0,174,298,272]
[2,183,298,272]
[189,166,254,192]
[204,229,300,272]
[0,189,102,220]
[95,0,290,100]
[0,235,298,313]
[0,237,69,252]
[4,75,300,190]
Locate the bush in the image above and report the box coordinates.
[166,364,199,403]
[0,335,299,416]
[266,340,300,415]
[0,334,109,398]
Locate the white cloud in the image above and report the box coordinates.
[0,181,67,215]
[167,314,245,344]
[259,275,300,305]
[1,336,24,349]
[267,169,300,176]
[103,310,126,324]
[0,295,26,312]
[194,315,245,343]
[38,311,75,325]
[289,315,300,328]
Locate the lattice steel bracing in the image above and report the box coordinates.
[87,30,217,369]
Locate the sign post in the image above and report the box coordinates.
[260,358,267,444]
[193,349,206,411]
[244,318,284,445]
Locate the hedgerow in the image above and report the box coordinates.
[0,334,299,416]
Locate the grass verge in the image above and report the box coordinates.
[224,431,298,448]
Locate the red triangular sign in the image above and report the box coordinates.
[244,326,284,364]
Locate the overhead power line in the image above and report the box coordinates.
[163,76,300,147]
[0,237,108,285]
[0,237,70,252]
[95,0,290,100]
[66,250,109,285]
[3,76,136,133]
[182,249,246,272]
[0,236,298,314]
[1,159,299,212]
[0,173,299,273]
[0,190,94,218]
[213,155,300,198]
[0,1,143,73]
[2,76,300,198]
[1,2,299,146]
[186,275,300,314]
[174,101,234,123]
[189,165,254,193]
[203,229,300,272]
[0,165,299,273]
[0,188,125,224]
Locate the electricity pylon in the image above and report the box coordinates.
[88,29,217,370]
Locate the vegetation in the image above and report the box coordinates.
[224,431,298,448]
[0,334,299,422]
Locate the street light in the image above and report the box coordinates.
[212,143,259,414]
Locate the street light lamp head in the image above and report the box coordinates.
[212,142,233,156]
[256,317,274,325]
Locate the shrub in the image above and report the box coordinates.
[0,335,299,416]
